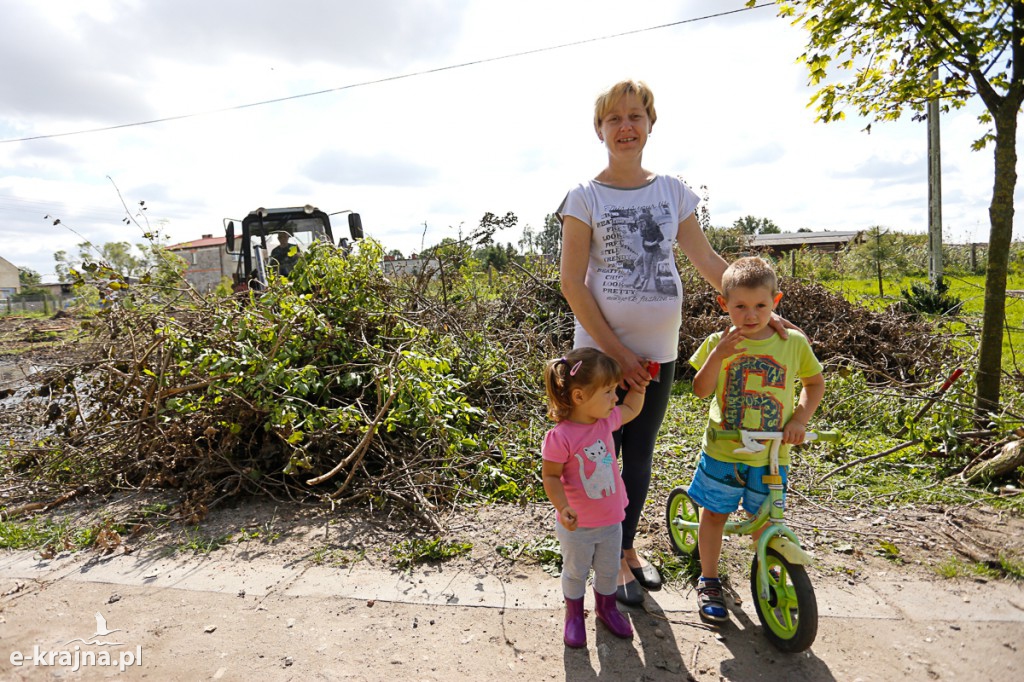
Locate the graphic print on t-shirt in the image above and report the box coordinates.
[597,201,678,299]
[574,438,617,499]
[722,354,786,431]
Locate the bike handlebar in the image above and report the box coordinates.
[709,429,840,443]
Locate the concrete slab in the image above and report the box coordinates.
[4,547,1023,627]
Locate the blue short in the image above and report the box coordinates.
[687,452,788,515]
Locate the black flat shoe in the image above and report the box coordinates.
[630,563,662,591]
[615,579,645,606]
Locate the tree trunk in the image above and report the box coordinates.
[876,229,884,297]
[964,440,1024,483]
[974,102,1019,417]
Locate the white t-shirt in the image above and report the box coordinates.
[558,175,701,362]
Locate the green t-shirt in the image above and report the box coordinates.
[689,330,823,465]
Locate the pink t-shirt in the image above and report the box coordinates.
[542,407,628,528]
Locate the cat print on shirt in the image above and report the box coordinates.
[574,438,617,499]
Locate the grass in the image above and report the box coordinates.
[0,310,52,320]
[234,516,282,544]
[391,537,473,569]
[497,535,563,575]
[0,518,73,550]
[309,546,365,567]
[0,517,125,553]
[935,554,1024,581]
[177,526,232,554]
[874,540,904,563]
[651,548,702,584]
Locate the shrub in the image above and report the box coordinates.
[898,278,963,316]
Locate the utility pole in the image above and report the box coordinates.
[927,68,944,286]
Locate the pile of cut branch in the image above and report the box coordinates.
[2,240,570,529]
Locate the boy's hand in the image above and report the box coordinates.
[559,507,579,531]
[782,419,807,445]
[713,326,746,359]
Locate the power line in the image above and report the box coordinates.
[0,3,773,145]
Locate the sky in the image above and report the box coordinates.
[0,0,1021,282]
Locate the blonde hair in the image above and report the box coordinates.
[544,347,622,422]
[721,256,779,297]
[594,80,657,134]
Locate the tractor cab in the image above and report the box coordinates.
[224,205,362,292]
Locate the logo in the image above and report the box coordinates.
[65,612,124,646]
[8,612,142,673]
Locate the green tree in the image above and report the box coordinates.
[518,224,536,255]
[696,184,713,231]
[15,267,48,302]
[54,240,156,281]
[53,250,73,282]
[98,241,145,278]
[13,267,50,303]
[18,268,41,288]
[847,226,911,296]
[753,0,1024,413]
[733,215,781,235]
[536,213,562,260]
[474,243,515,272]
[704,225,750,259]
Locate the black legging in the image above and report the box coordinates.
[613,359,676,551]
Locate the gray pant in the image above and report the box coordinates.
[556,522,622,599]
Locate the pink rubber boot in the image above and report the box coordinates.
[564,596,587,648]
[594,589,633,639]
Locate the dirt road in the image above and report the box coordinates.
[2,533,1023,681]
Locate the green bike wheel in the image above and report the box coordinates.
[750,548,818,653]
[665,486,700,557]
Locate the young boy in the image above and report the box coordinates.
[688,256,825,623]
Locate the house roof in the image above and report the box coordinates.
[748,230,863,248]
[167,236,226,250]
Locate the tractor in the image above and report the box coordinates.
[224,205,363,292]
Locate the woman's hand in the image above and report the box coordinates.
[769,313,803,340]
[612,348,654,391]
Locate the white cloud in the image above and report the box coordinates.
[0,0,1019,280]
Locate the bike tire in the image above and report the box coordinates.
[665,486,700,557]
[750,547,818,653]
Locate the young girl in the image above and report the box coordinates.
[542,347,645,648]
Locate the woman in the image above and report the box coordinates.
[557,79,787,605]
